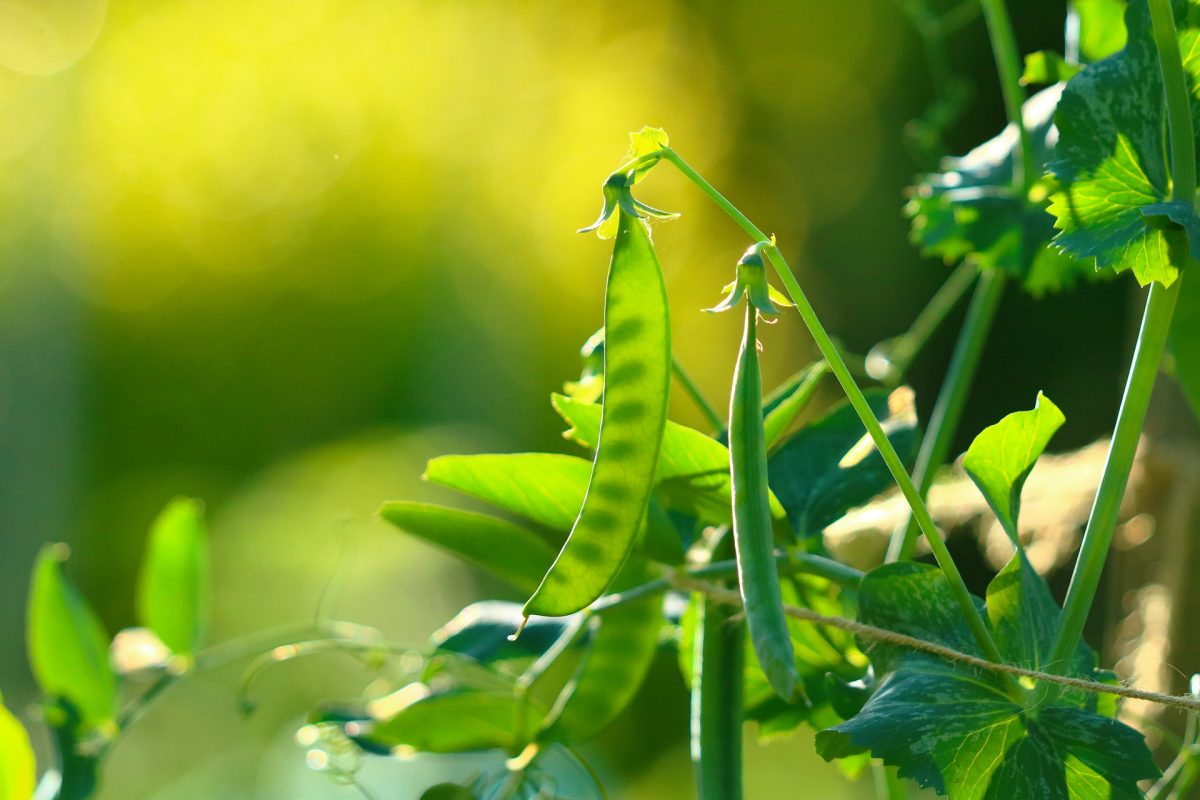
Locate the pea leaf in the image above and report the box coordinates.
[1049,0,1200,286]
[432,601,576,663]
[768,388,919,539]
[907,85,1094,295]
[1022,52,1082,86]
[815,559,1158,798]
[539,592,662,742]
[380,502,557,593]
[1076,0,1128,62]
[26,544,117,731]
[551,393,787,527]
[136,497,210,659]
[1170,269,1200,420]
[425,454,590,533]
[360,691,522,753]
[425,452,685,564]
[0,693,35,800]
[962,392,1065,544]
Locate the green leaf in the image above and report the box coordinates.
[425,453,590,534]
[361,691,521,753]
[380,502,557,593]
[1171,266,1200,419]
[136,497,210,659]
[1049,0,1200,286]
[431,601,575,663]
[551,393,787,527]
[1022,51,1082,86]
[907,85,1094,295]
[26,544,117,731]
[539,593,662,742]
[768,388,919,539]
[0,693,35,800]
[962,392,1065,544]
[815,560,1157,798]
[425,452,685,564]
[1076,0,1128,62]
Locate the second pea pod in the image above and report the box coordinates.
[709,243,802,703]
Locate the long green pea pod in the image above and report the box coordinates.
[537,592,662,742]
[524,209,670,616]
[729,305,800,702]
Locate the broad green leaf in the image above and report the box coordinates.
[907,85,1094,295]
[1022,51,1082,85]
[1049,0,1200,286]
[962,392,1065,544]
[1170,269,1200,420]
[768,388,919,539]
[1076,0,1128,62]
[539,592,662,742]
[27,544,117,730]
[0,693,35,800]
[551,393,787,527]
[431,601,575,663]
[816,560,1157,798]
[137,497,210,659]
[425,453,591,534]
[425,452,684,564]
[380,502,557,593]
[361,691,521,753]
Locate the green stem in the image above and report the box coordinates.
[868,261,978,384]
[673,357,724,432]
[1048,0,1193,674]
[1049,279,1181,670]
[887,269,1006,562]
[661,148,1013,679]
[978,0,1034,191]
[1151,0,1198,203]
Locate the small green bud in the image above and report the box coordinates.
[706,240,791,316]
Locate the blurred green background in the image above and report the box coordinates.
[0,0,1133,797]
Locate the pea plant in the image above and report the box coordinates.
[9,0,1200,798]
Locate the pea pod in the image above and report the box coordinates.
[523,206,671,617]
[716,244,801,702]
[537,589,661,742]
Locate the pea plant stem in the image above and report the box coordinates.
[886,269,1006,562]
[978,0,1033,191]
[672,356,724,433]
[1048,0,1194,674]
[659,148,1013,678]
[1049,279,1182,669]
[873,260,977,383]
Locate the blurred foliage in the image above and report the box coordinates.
[0,0,1133,797]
